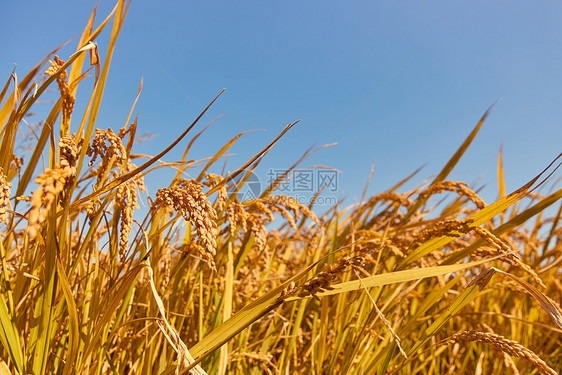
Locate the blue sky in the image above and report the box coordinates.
[3,1,562,208]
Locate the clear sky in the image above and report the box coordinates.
[3,1,562,208]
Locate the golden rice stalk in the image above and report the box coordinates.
[243,195,319,253]
[250,201,274,222]
[472,227,545,288]
[365,192,413,209]
[10,156,23,176]
[411,218,545,287]
[246,214,268,255]
[204,173,226,211]
[446,330,557,375]
[467,267,562,329]
[479,324,521,375]
[58,134,78,200]
[26,167,66,238]
[0,168,11,223]
[59,134,78,171]
[116,163,145,256]
[412,219,474,248]
[45,56,75,133]
[116,181,135,257]
[154,179,218,270]
[226,200,248,237]
[87,127,127,184]
[357,273,407,359]
[418,180,486,209]
[160,242,171,293]
[267,194,319,224]
[237,201,272,255]
[297,254,364,300]
[137,223,207,375]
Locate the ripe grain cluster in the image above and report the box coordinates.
[0,2,560,374]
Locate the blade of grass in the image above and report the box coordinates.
[207,120,300,195]
[196,130,253,182]
[180,256,500,375]
[14,99,61,199]
[80,262,145,370]
[400,154,562,268]
[0,42,68,128]
[403,105,494,222]
[0,266,23,374]
[289,256,501,300]
[30,221,58,374]
[218,243,234,375]
[55,254,80,375]
[443,186,562,265]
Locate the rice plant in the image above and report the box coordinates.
[0,1,560,374]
